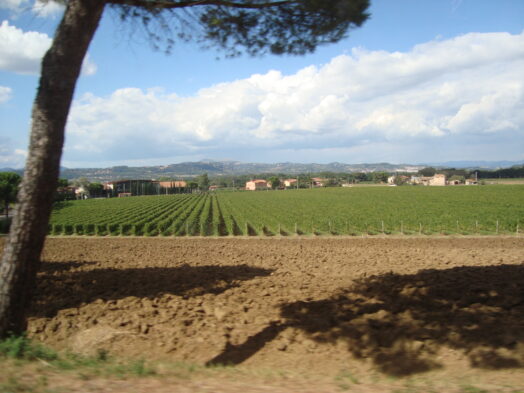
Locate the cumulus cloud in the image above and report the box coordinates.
[0,86,12,103]
[31,0,64,18]
[0,20,50,74]
[1,0,63,17]
[0,0,29,12]
[0,20,96,75]
[65,31,524,164]
[0,138,27,168]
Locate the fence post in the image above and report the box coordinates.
[400,221,403,235]
[476,220,478,234]
[516,223,519,236]
[419,223,422,235]
[381,220,384,234]
[496,220,499,234]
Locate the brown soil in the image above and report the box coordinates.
[4,236,524,392]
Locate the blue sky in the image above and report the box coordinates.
[1,0,523,168]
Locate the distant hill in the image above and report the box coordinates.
[422,160,524,169]
[54,161,425,182]
[2,159,522,182]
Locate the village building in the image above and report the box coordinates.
[311,177,326,187]
[104,179,189,196]
[157,180,187,188]
[245,179,269,191]
[284,179,297,188]
[410,174,447,186]
[429,174,446,186]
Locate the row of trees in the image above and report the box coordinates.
[203,171,390,189]
[417,165,524,179]
[0,173,22,218]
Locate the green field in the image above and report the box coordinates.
[48,185,524,236]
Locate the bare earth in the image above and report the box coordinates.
[4,236,524,392]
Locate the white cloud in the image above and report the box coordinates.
[82,54,97,76]
[65,31,524,164]
[0,86,12,103]
[0,139,27,168]
[31,0,64,18]
[0,20,96,75]
[0,20,50,74]
[0,0,63,17]
[0,0,29,12]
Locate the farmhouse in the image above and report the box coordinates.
[246,179,269,191]
[158,180,187,188]
[104,179,156,195]
[410,174,447,186]
[311,177,326,187]
[388,175,410,185]
[429,174,446,186]
[104,179,189,196]
[284,179,297,188]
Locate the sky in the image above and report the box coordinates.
[0,0,523,169]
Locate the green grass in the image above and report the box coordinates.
[1,336,522,393]
[0,335,154,378]
[0,334,57,362]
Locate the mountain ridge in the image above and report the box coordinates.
[1,159,523,182]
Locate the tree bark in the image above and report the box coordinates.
[0,0,105,337]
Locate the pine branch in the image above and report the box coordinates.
[108,0,295,10]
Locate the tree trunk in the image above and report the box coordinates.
[0,0,105,337]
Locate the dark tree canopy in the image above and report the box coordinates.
[110,0,370,55]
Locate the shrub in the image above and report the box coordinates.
[74,223,84,235]
[52,223,63,235]
[144,222,158,236]
[95,224,107,236]
[108,224,119,236]
[85,223,95,236]
[119,223,132,236]
[132,224,144,236]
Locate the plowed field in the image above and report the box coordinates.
[5,237,524,392]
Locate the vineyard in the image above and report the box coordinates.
[48,185,524,236]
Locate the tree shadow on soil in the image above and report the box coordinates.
[209,264,524,377]
[39,260,98,273]
[32,261,273,318]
